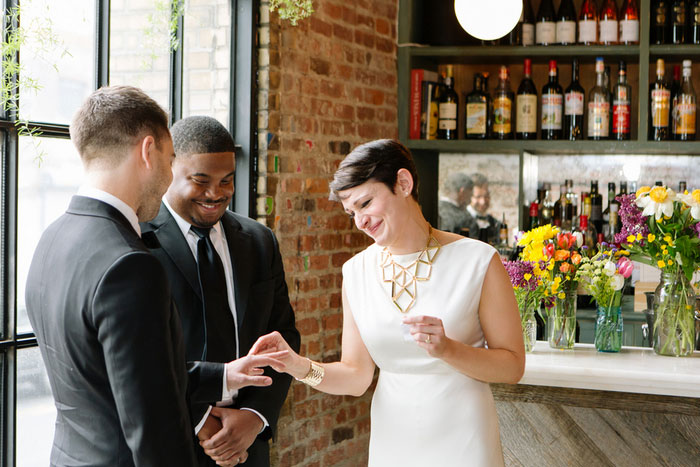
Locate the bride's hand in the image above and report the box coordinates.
[249,331,310,379]
[402,315,451,358]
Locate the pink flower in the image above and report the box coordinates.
[617,257,633,278]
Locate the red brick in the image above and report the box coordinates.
[333,103,354,120]
[310,17,333,37]
[309,254,329,270]
[333,22,353,42]
[322,312,342,331]
[305,178,329,194]
[357,106,375,121]
[375,17,390,35]
[376,37,394,53]
[322,1,342,20]
[354,29,375,48]
[320,80,344,99]
[364,88,385,106]
[295,317,319,334]
[310,57,331,76]
[356,13,374,30]
[341,5,356,23]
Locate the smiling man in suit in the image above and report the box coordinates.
[141,115,300,467]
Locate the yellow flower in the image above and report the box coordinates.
[636,233,643,241]
[523,273,532,281]
[677,189,700,220]
[664,235,672,243]
[618,250,630,256]
[627,234,636,243]
[636,186,652,199]
[667,259,673,266]
[647,233,656,242]
[557,292,566,299]
[636,186,676,220]
[657,259,666,268]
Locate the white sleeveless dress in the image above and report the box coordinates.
[342,237,505,467]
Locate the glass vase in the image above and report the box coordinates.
[548,280,577,349]
[653,270,696,357]
[519,302,538,353]
[595,304,622,352]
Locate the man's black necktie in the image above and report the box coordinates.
[191,226,237,362]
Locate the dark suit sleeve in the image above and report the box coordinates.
[186,360,224,425]
[235,230,300,440]
[91,252,197,466]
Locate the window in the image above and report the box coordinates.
[0,1,255,465]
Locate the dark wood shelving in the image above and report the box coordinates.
[406,45,641,64]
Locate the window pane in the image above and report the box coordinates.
[17,346,56,467]
[0,130,4,338]
[110,0,172,111]
[19,0,95,124]
[17,137,83,334]
[183,0,231,125]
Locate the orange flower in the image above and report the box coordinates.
[559,262,572,273]
[570,252,582,265]
[554,249,570,261]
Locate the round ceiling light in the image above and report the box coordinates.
[454,0,523,41]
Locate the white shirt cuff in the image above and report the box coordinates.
[240,408,269,434]
[194,405,213,435]
[221,365,238,403]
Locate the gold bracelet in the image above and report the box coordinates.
[295,359,324,387]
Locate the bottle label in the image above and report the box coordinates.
[536,22,556,44]
[655,5,667,27]
[516,94,537,133]
[587,101,610,137]
[565,91,584,115]
[676,102,696,134]
[493,96,512,134]
[427,101,439,140]
[556,21,576,44]
[439,102,457,130]
[619,19,640,43]
[613,99,631,134]
[522,24,535,45]
[578,19,596,43]
[466,103,486,134]
[541,94,563,130]
[599,19,618,42]
[651,89,671,127]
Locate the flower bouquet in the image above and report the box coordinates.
[576,247,634,352]
[615,186,700,356]
[502,259,552,352]
[518,225,584,349]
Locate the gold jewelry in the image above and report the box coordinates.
[426,335,431,344]
[295,358,324,387]
[380,226,441,313]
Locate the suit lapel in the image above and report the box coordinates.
[151,204,202,299]
[221,213,252,326]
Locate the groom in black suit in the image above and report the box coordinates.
[141,116,300,467]
[25,87,281,467]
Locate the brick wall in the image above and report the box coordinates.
[257,1,399,465]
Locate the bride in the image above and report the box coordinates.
[251,139,524,466]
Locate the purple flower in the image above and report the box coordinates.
[695,222,700,239]
[615,194,650,244]
[502,259,538,292]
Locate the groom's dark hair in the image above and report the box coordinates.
[170,115,236,157]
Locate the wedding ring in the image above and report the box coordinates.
[426,335,431,344]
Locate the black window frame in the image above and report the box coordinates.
[0,0,257,464]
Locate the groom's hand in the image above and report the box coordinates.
[197,413,222,442]
[200,407,262,465]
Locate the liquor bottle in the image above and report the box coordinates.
[483,72,493,138]
[692,0,700,44]
[612,61,632,140]
[539,183,555,225]
[671,0,687,44]
[599,0,619,45]
[673,59,697,140]
[529,200,540,229]
[679,180,688,192]
[619,0,640,44]
[565,59,585,140]
[578,214,598,251]
[466,73,488,139]
[522,0,536,45]
[588,57,611,140]
[493,66,514,139]
[516,58,538,139]
[603,181,616,230]
[438,65,459,140]
[541,60,563,140]
[671,64,682,136]
[578,0,598,44]
[589,180,604,234]
[652,0,670,44]
[506,10,523,45]
[556,0,577,45]
[650,58,671,141]
[564,179,576,231]
[553,183,567,227]
[655,180,664,186]
[608,202,620,241]
[619,180,628,196]
[536,0,557,45]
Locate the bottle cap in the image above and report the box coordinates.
[596,57,604,73]
[683,59,692,68]
[656,58,665,76]
[524,58,532,76]
[549,60,557,75]
[499,66,509,80]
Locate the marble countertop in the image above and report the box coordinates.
[521,342,700,398]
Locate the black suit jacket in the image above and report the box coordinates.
[141,204,300,466]
[25,196,222,466]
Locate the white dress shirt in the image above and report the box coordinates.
[77,186,141,236]
[467,204,490,229]
[163,199,268,434]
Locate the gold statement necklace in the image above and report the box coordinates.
[379,226,441,313]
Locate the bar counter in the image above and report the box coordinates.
[491,343,700,466]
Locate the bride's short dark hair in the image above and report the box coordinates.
[329,139,419,202]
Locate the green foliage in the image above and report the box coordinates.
[143,0,185,68]
[270,0,314,26]
[2,1,69,162]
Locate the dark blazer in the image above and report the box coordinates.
[141,203,300,467]
[25,196,222,466]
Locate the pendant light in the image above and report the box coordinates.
[454,0,523,41]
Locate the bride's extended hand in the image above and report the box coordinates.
[402,315,451,358]
[248,331,310,380]
[224,351,289,391]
